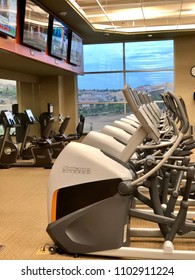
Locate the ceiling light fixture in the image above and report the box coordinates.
[95,0,116,30]
[66,1,195,35]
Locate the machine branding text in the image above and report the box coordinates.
[62,165,91,174]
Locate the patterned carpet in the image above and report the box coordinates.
[0,246,4,252]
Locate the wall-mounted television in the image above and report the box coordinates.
[48,16,69,61]
[21,0,49,52]
[0,0,17,38]
[68,31,83,66]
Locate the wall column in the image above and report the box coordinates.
[174,36,195,126]
[17,81,40,136]
[16,74,78,136]
[58,74,78,134]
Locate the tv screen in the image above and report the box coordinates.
[69,31,83,66]
[22,0,49,51]
[50,16,69,60]
[0,0,17,38]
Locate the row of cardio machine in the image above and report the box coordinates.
[0,105,85,169]
[46,84,195,259]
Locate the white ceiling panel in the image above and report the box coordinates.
[66,0,195,34]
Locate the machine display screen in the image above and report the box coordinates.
[4,110,16,126]
[25,109,36,123]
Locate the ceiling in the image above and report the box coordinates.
[38,0,195,43]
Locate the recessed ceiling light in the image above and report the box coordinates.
[59,12,67,17]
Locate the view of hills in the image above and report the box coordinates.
[0,80,17,109]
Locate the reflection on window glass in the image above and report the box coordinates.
[125,40,174,70]
[83,43,123,72]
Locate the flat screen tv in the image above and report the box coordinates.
[22,0,49,52]
[69,31,83,66]
[49,16,69,60]
[0,0,17,38]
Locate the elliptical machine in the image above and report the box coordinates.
[12,104,38,160]
[46,85,195,259]
[50,115,70,159]
[19,109,39,159]
[0,110,53,168]
[0,110,19,167]
[51,114,85,158]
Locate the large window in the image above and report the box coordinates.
[78,40,174,131]
[84,43,123,72]
[0,79,17,135]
